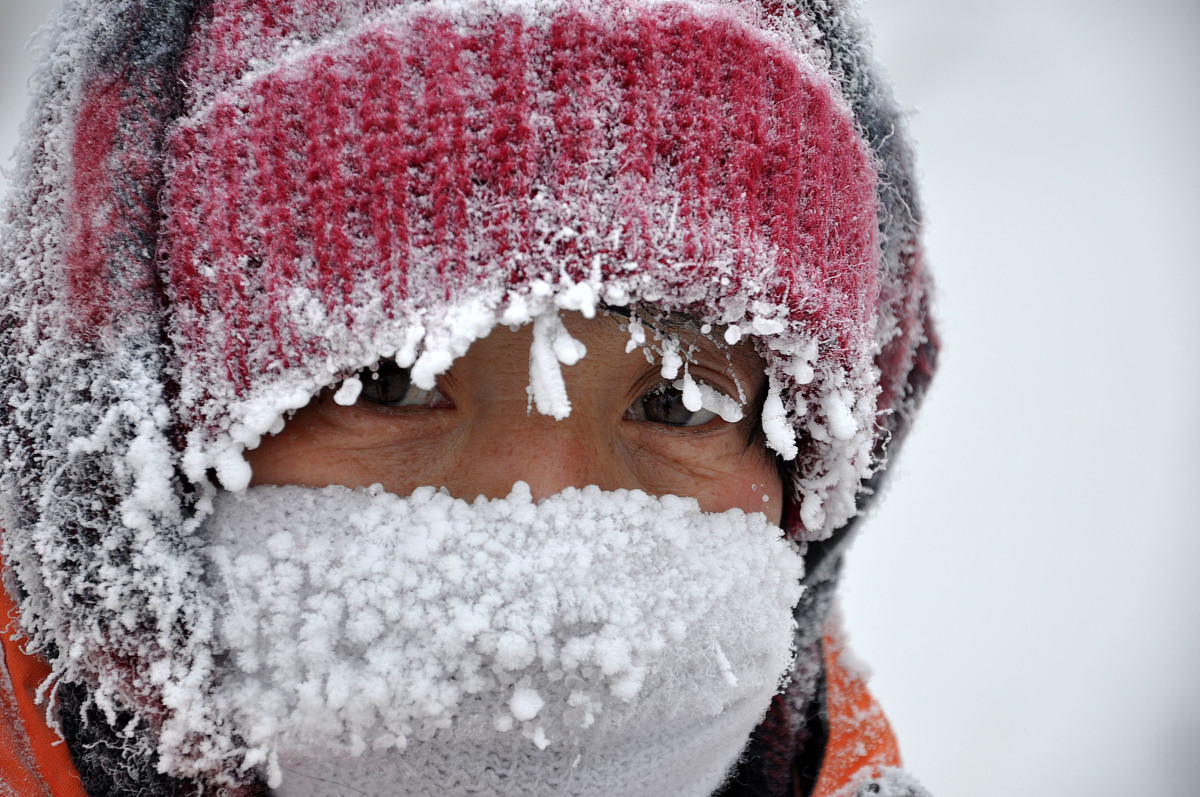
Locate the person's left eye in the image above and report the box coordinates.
[356,361,442,408]
[625,382,720,428]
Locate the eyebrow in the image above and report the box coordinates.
[603,302,772,443]
[606,301,763,376]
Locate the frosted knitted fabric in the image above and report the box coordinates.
[273,714,769,797]
[199,483,804,793]
[161,0,882,539]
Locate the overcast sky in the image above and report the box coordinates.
[2,2,1199,796]
[839,1,1200,795]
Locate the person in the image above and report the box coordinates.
[0,0,938,794]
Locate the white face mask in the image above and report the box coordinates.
[199,482,804,797]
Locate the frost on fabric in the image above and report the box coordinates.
[186,272,879,544]
[528,310,587,420]
[0,0,932,792]
[159,0,887,542]
[200,482,804,788]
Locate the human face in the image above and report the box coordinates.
[245,313,784,525]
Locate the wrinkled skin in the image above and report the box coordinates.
[247,313,784,525]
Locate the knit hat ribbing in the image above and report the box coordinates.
[159,0,883,539]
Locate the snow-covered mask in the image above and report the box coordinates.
[197,482,804,796]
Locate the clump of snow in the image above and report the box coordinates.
[556,279,599,319]
[679,366,703,411]
[674,371,745,424]
[200,482,804,789]
[527,311,588,420]
[332,375,362,406]
[823,388,858,442]
[624,314,647,354]
[762,377,799,461]
[659,335,683,380]
[510,687,546,722]
[410,299,498,390]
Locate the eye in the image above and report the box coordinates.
[625,382,720,428]
[356,361,442,408]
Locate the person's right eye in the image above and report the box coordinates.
[357,361,442,408]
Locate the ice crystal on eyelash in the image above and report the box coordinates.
[673,371,745,424]
[332,376,362,406]
[659,338,683,381]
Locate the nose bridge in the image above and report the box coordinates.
[458,406,614,502]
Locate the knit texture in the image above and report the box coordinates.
[159,1,884,542]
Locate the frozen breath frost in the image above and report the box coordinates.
[201,482,805,786]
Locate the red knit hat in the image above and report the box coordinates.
[1,0,936,793]
[158,0,887,541]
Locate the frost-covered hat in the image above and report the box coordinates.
[167,0,900,535]
[0,0,936,792]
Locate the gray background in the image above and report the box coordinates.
[2,1,1198,795]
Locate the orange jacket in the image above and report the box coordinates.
[0,584,88,797]
[1,581,899,797]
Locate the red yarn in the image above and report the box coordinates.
[65,79,124,337]
[164,6,879,400]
